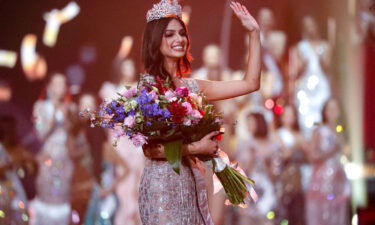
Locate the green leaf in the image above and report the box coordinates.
[164,140,183,174]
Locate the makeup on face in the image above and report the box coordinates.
[160,19,188,59]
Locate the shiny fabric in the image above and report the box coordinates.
[306,125,350,225]
[30,100,73,225]
[295,40,331,138]
[277,128,305,225]
[0,144,29,225]
[236,139,280,225]
[138,75,214,225]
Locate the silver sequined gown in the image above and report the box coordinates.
[30,100,73,225]
[138,75,214,225]
[305,125,350,225]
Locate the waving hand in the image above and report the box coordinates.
[230,1,259,33]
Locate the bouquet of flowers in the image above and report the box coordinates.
[82,74,257,206]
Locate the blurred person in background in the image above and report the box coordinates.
[291,15,333,193]
[99,56,144,225]
[192,44,237,157]
[0,79,41,161]
[305,98,350,225]
[77,93,129,225]
[352,0,375,44]
[293,16,332,138]
[274,105,306,225]
[257,7,286,100]
[29,73,75,225]
[236,112,281,225]
[65,98,95,225]
[192,44,238,225]
[0,115,37,225]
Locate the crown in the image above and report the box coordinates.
[146,0,182,23]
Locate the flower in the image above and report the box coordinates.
[176,87,189,97]
[167,101,188,124]
[183,117,192,126]
[122,87,137,98]
[165,91,177,102]
[114,126,125,138]
[181,102,193,113]
[149,90,158,100]
[124,115,136,128]
[131,133,148,147]
[191,110,203,119]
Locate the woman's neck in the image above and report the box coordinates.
[164,57,178,78]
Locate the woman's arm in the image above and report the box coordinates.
[143,131,220,159]
[196,2,261,101]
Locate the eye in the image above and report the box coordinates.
[164,31,174,37]
[179,31,187,37]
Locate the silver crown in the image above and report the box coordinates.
[146,0,182,23]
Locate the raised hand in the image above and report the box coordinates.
[230,1,260,33]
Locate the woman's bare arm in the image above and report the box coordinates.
[196,2,261,101]
[143,131,220,159]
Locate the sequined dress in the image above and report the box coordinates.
[0,144,29,225]
[305,125,350,225]
[30,100,73,225]
[277,128,305,225]
[295,40,331,137]
[236,140,279,225]
[138,75,214,225]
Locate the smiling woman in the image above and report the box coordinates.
[137,1,261,225]
[141,16,193,81]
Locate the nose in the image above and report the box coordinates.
[175,33,184,43]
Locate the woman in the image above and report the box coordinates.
[236,113,280,225]
[275,105,306,225]
[66,99,95,225]
[99,48,144,225]
[79,94,128,225]
[138,1,261,224]
[294,16,332,138]
[305,98,350,225]
[0,115,35,225]
[30,73,75,225]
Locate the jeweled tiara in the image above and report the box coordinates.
[146,0,182,23]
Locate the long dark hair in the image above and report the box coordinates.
[248,112,268,139]
[141,16,192,79]
[275,105,300,131]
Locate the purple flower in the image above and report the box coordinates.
[176,87,189,97]
[136,89,153,104]
[131,133,148,147]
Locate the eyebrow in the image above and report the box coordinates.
[164,29,185,32]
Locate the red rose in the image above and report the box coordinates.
[167,101,188,124]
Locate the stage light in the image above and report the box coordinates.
[0,50,17,68]
[274,105,283,115]
[266,211,275,220]
[344,162,363,180]
[20,34,47,81]
[336,125,344,133]
[43,2,80,47]
[265,98,274,109]
[351,214,358,225]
